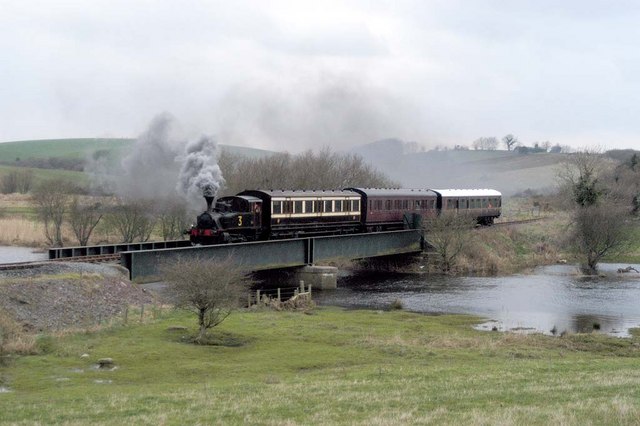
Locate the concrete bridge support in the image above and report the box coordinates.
[296,265,338,290]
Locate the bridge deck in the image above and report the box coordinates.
[121,230,423,280]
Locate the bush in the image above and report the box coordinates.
[0,309,36,359]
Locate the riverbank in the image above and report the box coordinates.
[2,307,640,424]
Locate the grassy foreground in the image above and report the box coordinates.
[2,308,640,425]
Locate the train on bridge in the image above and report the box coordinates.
[188,188,502,245]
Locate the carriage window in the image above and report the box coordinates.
[402,200,408,209]
[335,200,343,212]
[305,200,313,213]
[385,200,391,210]
[294,201,303,213]
[272,201,282,214]
[497,198,502,207]
[324,200,333,212]
[415,200,421,210]
[352,200,360,212]
[481,199,488,208]
[376,200,383,210]
[284,201,293,213]
[315,200,323,212]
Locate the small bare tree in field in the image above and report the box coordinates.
[572,205,631,275]
[68,197,104,246]
[502,134,519,151]
[424,214,477,273]
[162,257,252,343]
[32,179,73,247]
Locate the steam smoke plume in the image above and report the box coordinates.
[177,135,225,210]
[118,113,184,199]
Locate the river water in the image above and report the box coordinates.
[315,263,640,337]
[0,246,47,263]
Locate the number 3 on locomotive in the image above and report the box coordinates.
[237,216,243,227]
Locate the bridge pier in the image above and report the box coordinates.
[296,265,338,290]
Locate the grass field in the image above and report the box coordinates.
[1,308,640,425]
[0,165,88,187]
[0,138,133,161]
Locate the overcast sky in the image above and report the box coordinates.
[1,0,639,151]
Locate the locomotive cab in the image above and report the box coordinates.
[189,195,263,245]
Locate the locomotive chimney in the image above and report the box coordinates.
[204,195,214,213]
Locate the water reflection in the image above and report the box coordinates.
[315,264,640,336]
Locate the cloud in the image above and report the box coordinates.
[1,1,640,150]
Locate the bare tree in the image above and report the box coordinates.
[105,199,157,243]
[157,196,190,241]
[67,196,104,246]
[162,257,253,342]
[424,214,477,273]
[32,179,73,247]
[572,205,631,274]
[502,134,519,151]
[472,137,498,151]
[218,147,398,195]
[0,170,30,194]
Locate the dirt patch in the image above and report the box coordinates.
[0,262,154,331]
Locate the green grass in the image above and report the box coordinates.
[0,165,88,186]
[0,138,133,161]
[2,308,640,424]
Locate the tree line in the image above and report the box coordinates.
[27,148,397,247]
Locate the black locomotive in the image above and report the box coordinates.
[187,188,502,245]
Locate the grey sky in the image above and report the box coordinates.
[1,0,639,151]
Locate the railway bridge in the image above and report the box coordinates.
[49,230,424,288]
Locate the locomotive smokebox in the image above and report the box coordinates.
[204,195,214,212]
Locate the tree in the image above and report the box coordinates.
[502,134,519,151]
[472,137,498,151]
[557,149,609,207]
[424,213,476,273]
[162,257,252,342]
[157,196,190,241]
[105,199,157,243]
[218,147,398,195]
[572,205,631,274]
[32,179,73,247]
[0,170,32,194]
[68,196,103,246]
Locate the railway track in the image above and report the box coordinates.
[0,254,120,271]
[492,217,548,227]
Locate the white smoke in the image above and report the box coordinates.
[177,135,225,210]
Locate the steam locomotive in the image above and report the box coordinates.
[187,188,502,245]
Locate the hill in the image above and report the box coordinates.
[352,139,567,195]
[0,138,274,163]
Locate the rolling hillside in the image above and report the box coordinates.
[0,137,584,196]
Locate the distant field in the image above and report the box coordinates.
[0,138,134,161]
[0,165,87,185]
[0,138,274,163]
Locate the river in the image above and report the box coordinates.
[0,246,47,263]
[315,263,640,337]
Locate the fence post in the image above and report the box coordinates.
[299,280,305,293]
[256,289,261,304]
[309,284,312,298]
[248,293,252,307]
[277,288,281,302]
